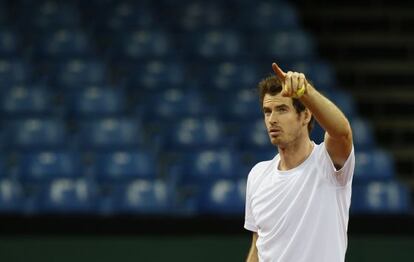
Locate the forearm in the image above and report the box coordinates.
[300,84,351,139]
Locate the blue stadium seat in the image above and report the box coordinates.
[66,87,125,117]
[203,62,260,92]
[164,117,226,150]
[351,117,376,150]
[99,179,171,215]
[198,178,246,214]
[256,30,316,60]
[0,30,19,57]
[54,59,108,89]
[312,120,368,146]
[16,151,81,182]
[291,60,337,91]
[218,88,263,121]
[124,60,187,94]
[324,89,357,118]
[40,178,97,213]
[312,117,373,150]
[354,150,395,181]
[77,118,144,150]
[32,29,93,60]
[109,30,172,60]
[186,149,241,180]
[237,119,275,151]
[0,59,31,85]
[351,181,411,214]
[5,118,67,150]
[0,86,51,116]
[239,1,299,31]
[0,178,24,213]
[93,151,157,181]
[18,1,80,31]
[188,30,244,59]
[105,2,154,31]
[310,123,325,144]
[140,88,205,120]
[174,2,225,31]
[240,150,276,176]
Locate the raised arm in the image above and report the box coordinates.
[246,232,259,262]
[272,63,353,168]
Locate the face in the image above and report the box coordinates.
[262,93,308,147]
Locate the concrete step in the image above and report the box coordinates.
[351,90,414,117]
[318,34,414,47]
[293,0,414,181]
[371,118,414,147]
[352,90,414,102]
[315,34,414,60]
[300,6,414,34]
[332,61,414,86]
[335,61,414,73]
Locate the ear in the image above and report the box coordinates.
[303,108,312,126]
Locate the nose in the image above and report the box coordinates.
[268,111,278,124]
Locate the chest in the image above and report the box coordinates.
[250,166,330,232]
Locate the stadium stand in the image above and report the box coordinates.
[0,0,411,217]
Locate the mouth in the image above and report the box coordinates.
[268,128,282,137]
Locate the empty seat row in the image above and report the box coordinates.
[10,151,156,182]
[2,118,144,150]
[0,177,171,215]
[0,145,397,183]
[0,59,108,87]
[0,115,377,152]
[0,59,340,92]
[0,177,409,215]
[0,86,353,121]
[0,28,316,60]
[14,0,300,33]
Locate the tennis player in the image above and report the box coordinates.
[245,63,355,262]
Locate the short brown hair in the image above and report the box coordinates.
[258,75,314,134]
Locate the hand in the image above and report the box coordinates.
[272,62,309,98]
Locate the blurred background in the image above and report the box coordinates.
[0,0,413,261]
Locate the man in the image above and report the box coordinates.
[244,63,355,262]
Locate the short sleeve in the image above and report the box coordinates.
[244,170,258,232]
[321,143,355,187]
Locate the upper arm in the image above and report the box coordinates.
[252,232,258,245]
[324,127,353,169]
[246,232,259,262]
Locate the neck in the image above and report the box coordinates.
[277,136,314,171]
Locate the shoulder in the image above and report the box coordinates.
[312,142,332,161]
[315,141,355,167]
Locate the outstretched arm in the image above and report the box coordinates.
[272,63,353,168]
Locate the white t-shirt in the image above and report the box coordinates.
[244,142,355,262]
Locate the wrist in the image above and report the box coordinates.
[301,83,316,99]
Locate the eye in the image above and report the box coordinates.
[263,108,271,115]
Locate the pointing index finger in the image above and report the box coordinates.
[272,62,286,81]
